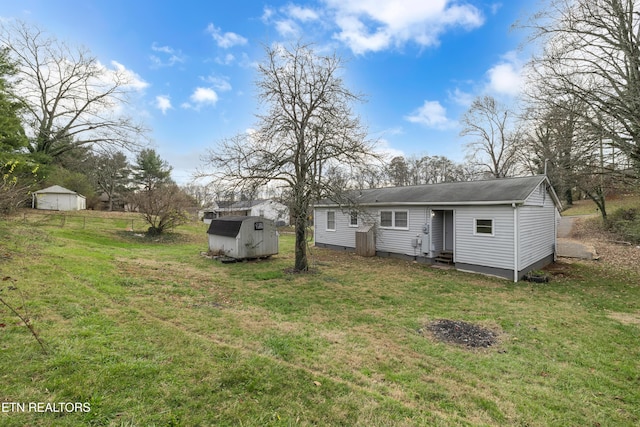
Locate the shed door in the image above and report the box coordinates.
[443,210,454,251]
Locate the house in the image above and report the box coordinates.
[207,216,279,259]
[202,199,289,226]
[313,175,561,282]
[32,185,86,211]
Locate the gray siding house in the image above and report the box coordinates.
[314,175,561,282]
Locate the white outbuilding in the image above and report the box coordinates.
[207,216,279,259]
[32,185,86,211]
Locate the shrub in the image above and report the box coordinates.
[606,207,640,244]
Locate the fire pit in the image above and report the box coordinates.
[424,319,498,348]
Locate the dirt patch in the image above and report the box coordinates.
[424,319,499,348]
[607,311,640,326]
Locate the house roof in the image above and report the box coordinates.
[316,175,561,208]
[34,185,82,196]
[212,199,279,211]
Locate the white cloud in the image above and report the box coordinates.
[405,100,456,130]
[108,61,149,91]
[322,0,484,54]
[204,75,232,92]
[374,138,405,160]
[261,7,275,22]
[486,51,524,97]
[155,95,172,114]
[215,53,236,66]
[150,43,185,67]
[189,87,219,108]
[286,5,320,21]
[207,24,248,49]
[275,19,300,38]
[449,88,475,107]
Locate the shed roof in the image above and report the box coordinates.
[316,175,560,207]
[207,216,262,237]
[34,185,81,195]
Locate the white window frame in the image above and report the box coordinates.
[326,211,336,231]
[349,211,358,227]
[474,218,494,236]
[379,210,410,230]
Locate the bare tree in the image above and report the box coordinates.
[523,0,640,173]
[387,156,410,186]
[460,95,522,178]
[520,97,591,205]
[128,184,192,235]
[201,43,377,271]
[0,20,147,160]
[181,182,217,209]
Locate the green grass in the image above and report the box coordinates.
[1,211,639,426]
[562,194,640,216]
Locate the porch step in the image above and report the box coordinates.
[434,251,454,265]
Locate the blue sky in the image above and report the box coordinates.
[1,1,540,184]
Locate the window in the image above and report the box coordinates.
[327,211,336,231]
[395,211,408,228]
[380,211,393,227]
[380,210,409,229]
[349,211,358,227]
[475,219,493,235]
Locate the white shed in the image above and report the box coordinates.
[32,185,86,211]
[207,216,279,259]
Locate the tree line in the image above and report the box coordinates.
[0,20,197,234]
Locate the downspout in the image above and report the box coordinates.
[553,203,558,262]
[428,209,433,258]
[513,202,519,283]
[452,209,456,263]
[313,208,316,244]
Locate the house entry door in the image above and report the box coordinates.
[443,210,454,251]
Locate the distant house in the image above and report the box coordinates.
[314,175,561,282]
[32,185,86,211]
[202,199,289,226]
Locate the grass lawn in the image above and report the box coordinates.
[1,211,639,426]
[561,194,640,216]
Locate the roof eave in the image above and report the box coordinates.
[314,200,527,208]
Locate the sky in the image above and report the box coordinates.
[1,0,541,184]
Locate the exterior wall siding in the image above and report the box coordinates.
[314,208,357,249]
[315,207,428,255]
[316,190,558,280]
[208,235,238,257]
[250,201,289,225]
[36,194,84,211]
[375,207,427,256]
[519,187,556,269]
[454,206,515,270]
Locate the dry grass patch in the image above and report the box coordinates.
[607,311,640,326]
[570,216,640,276]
